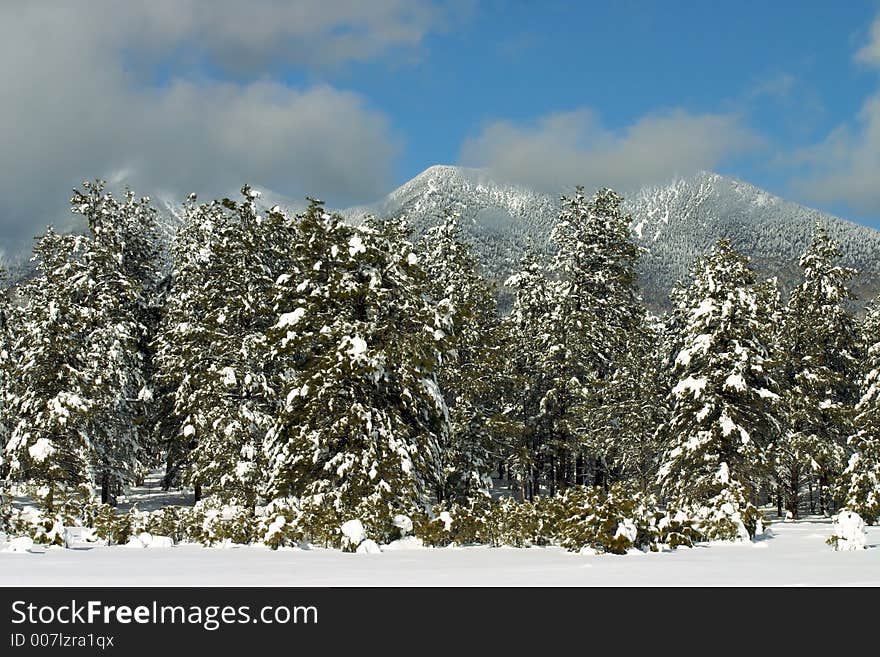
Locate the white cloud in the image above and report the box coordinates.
[855,15,880,69]
[748,73,797,101]
[792,93,880,213]
[787,13,880,214]
[19,1,447,74]
[0,1,451,256]
[459,108,760,194]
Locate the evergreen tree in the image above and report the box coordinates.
[777,226,859,516]
[154,187,295,506]
[582,315,667,492]
[518,187,644,493]
[503,245,556,500]
[836,301,880,523]
[657,239,779,539]
[418,212,503,501]
[0,269,11,481]
[3,230,94,505]
[263,202,450,540]
[3,183,162,506]
[70,182,162,503]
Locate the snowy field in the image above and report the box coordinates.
[1,519,878,586]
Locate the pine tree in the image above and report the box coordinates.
[836,300,880,523]
[3,230,94,505]
[657,239,779,539]
[418,212,502,502]
[516,187,644,493]
[154,187,294,507]
[777,225,859,517]
[582,315,667,492]
[503,245,556,500]
[3,183,162,506]
[263,202,450,541]
[0,269,11,482]
[70,182,162,503]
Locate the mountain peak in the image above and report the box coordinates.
[342,165,880,309]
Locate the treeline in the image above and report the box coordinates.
[1,181,879,545]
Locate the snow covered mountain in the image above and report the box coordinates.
[626,173,880,307]
[343,166,880,309]
[343,166,556,288]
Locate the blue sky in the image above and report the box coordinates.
[2,1,880,258]
[348,1,875,176]
[333,1,880,221]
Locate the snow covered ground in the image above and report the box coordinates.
[1,519,878,586]
[113,470,193,513]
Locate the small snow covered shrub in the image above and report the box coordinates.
[482,497,540,547]
[411,497,540,548]
[3,489,117,546]
[3,507,65,545]
[461,496,540,547]
[411,485,675,554]
[179,500,256,546]
[391,514,413,537]
[656,508,701,549]
[431,499,489,546]
[293,493,420,549]
[292,497,356,548]
[340,519,366,551]
[410,505,455,546]
[0,487,13,534]
[688,486,764,542]
[548,484,661,555]
[827,510,868,551]
[140,506,184,543]
[253,493,402,550]
[836,451,880,526]
[256,499,306,549]
[83,502,132,545]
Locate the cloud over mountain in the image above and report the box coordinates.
[0,1,452,258]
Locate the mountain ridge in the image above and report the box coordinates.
[343,166,880,309]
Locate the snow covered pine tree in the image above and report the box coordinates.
[836,300,880,524]
[153,187,295,507]
[503,245,555,500]
[658,238,779,540]
[418,212,504,502]
[3,230,94,508]
[4,182,162,507]
[777,225,859,517]
[70,182,162,504]
[263,201,450,545]
[506,187,646,495]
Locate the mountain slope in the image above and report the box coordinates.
[344,166,880,309]
[343,166,557,283]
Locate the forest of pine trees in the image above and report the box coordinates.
[2,181,879,550]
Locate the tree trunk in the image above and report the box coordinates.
[787,474,799,519]
[194,483,202,504]
[100,472,117,506]
[594,459,607,491]
[163,452,176,491]
[776,488,783,518]
[809,480,815,514]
